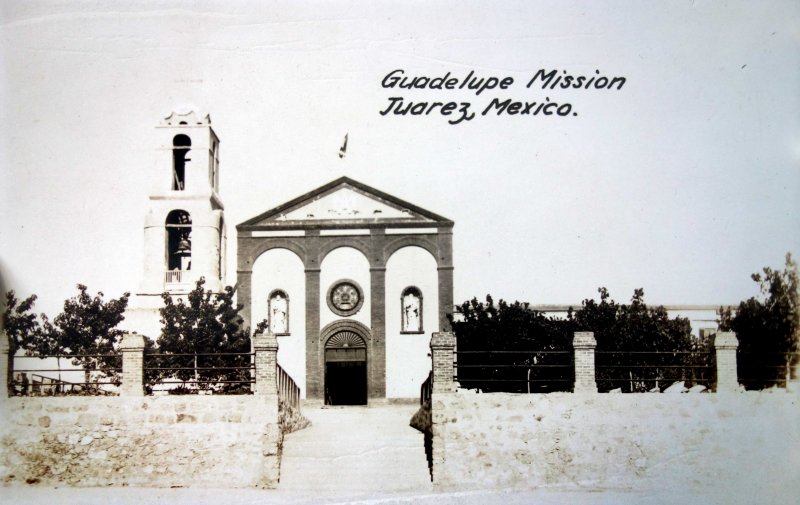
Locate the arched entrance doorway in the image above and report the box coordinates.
[325,330,367,405]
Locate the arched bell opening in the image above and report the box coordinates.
[324,330,367,406]
[172,134,191,191]
[165,209,192,273]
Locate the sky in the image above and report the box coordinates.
[1,0,798,318]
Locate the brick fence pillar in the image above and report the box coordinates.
[119,333,145,397]
[573,332,598,393]
[714,331,739,392]
[430,332,456,393]
[254,331,278,397]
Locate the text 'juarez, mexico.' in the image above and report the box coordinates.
[379,68,627,125]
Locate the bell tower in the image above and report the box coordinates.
[124,111,227,338]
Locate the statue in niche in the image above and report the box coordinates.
[402,288,422,333]
[269,291,289,334]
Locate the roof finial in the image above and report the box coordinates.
[338,133,348,159]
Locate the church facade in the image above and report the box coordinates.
[127,112,454,404]
[236,178,454,404]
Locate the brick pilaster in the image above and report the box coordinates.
[437,267,454,332]
[431,332,456,393]
[304,267,321,399]
[714,332,739,392]
[436,227,454,332]
[254,331,279,396]
[119,333,145,397]
[573,332,597,393]
[236,270,253,333]
[370,265,387,399]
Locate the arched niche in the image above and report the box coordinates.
[385,245,439,398]
[251,247,306,395]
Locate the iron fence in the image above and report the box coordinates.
[144,352,255,394]
[737,351,799,390]
[454,350,575,393]
[11,353,122,396]
[595,351,715,393]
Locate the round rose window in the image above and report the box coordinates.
[327,280,364,316]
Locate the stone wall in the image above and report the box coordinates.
[429,390,800,499]
[0,395,281,488]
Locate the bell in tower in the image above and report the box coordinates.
[157,111,221,197]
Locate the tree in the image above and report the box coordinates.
[448,296,574,393]
[3,291,44,391]
[154,278,256,393]
[47,285,130,386]
[449,289,704,393]
[572,288,703,392]
[719,253,799,389]
[3,291,42,357]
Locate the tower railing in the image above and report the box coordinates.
[165,270,185,284]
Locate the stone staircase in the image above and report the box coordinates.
[278,402,433,498]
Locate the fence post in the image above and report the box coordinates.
[119,333,145,397]
[254,331,279,397]
[430,332,456,393]
[714,332,739,392]
[573,332,598,393]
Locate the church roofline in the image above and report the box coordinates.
[237,176,454,230]
[159,110,211,127]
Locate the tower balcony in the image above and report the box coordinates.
[165,270,187,284]
[164,270,194,291]
[163,270,221,293]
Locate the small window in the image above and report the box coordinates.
[401,286,423,334]
[172,134,191,190]
[268,290,290,335]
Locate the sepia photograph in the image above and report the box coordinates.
[1,1,798,504]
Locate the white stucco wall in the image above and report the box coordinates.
[385,246,439,398]
[430,391,800,499]
[251,248,306,397]
[319,247,371,330]
[1,395,282,488]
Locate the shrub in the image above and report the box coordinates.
[449,296,574,392]
[153,278,261,393]
[449,289,706,393]
[573,288,707,392]
[719,253,799,389]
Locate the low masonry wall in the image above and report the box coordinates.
[428,391,800,499]
[0,395,281,488]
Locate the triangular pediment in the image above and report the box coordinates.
[280,187,418,221]
[238,177,452,229]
